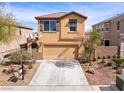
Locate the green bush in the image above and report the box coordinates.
[8,51,30,64]
[112,58,124,65]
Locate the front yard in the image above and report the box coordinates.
[0,62,40,86]
[81,59,117,85]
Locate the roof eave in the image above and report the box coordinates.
[59,11,87,19]
[35,11,87,20]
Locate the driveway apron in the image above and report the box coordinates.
[29,60,89,86]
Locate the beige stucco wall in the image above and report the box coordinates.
[37,13,86,59]
[95,46,118,59]
[43,45,78,60]
[0,27,32,53]
[60,13,85,40]
[38,13,85,44]
[92,16,124,47]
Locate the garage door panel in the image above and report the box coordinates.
[44,45,78,59]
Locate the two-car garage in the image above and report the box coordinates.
[43,45,78,60]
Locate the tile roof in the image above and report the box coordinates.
[36,12,67,19]
[35,11,87,19]
[18,23,33,30]
[92,13,124,26]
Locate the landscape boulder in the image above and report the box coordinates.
[86,66,95,74]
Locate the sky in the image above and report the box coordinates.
[6,2,124,32]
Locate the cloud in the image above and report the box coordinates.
[63,2,124,31]
[7,2,124,32]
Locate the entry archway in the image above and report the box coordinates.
[31,42,39,59]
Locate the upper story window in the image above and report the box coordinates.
[101,24,104,31]
[69,19,77,31]
[95,25,102,31]
[105,23,110,31]
[117,21,120,30]
[43,20,57,32]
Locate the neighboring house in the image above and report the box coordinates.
[33,11,87,60]
[92,13,124,57]
[0,24,33,56]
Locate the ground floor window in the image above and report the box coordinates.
[101,39,110,46]
[104,40,110,46]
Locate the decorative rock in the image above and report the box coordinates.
[101,59,105,63]
[86,66,95,74]
[2,67,13,74]
[28,64,33,69]
[116,68,122,74]
[122,69,124,75]
[106,61,112,66]
[8,75,18,83]
[112,62,118,69]
[13,72,20,78]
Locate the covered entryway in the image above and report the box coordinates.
[43,45,78,60]
[31,42,39,59]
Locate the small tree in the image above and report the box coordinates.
[84,30,102,65]
[0,3,18,44]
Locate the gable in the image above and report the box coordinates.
[60,13,86,23]
[60,11,87,20]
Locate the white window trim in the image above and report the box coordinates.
[43,20,57,32]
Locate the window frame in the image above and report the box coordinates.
[69,19,77,32]
[117,21,120,30]
[104,39,110,46]
[43,20,57,32]
[104,23,110,32]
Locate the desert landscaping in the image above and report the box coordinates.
[81,58,124,85]
[0,60,41,86]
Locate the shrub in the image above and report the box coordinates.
[106,61,112,66]
[116,68,122,74]
[117,56,120,58]
[113,56,116,58]
[103,56,106,59]
[8,51,21,64]
[108,56,110,59]
[8,50,30,64]
[28,63,33,69]
[8,75,18,82]
[93,58,96,61]
[2,66,14,74]
[101,59,105,63]
[112,58,124,65]
[97,56,101,59]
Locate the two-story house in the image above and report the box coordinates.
[92,13,124,57]
[33,11,87,60]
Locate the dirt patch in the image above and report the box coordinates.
[81,60,116,85]
[0,62,41,86]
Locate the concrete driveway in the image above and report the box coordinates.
[29,60,89,86]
